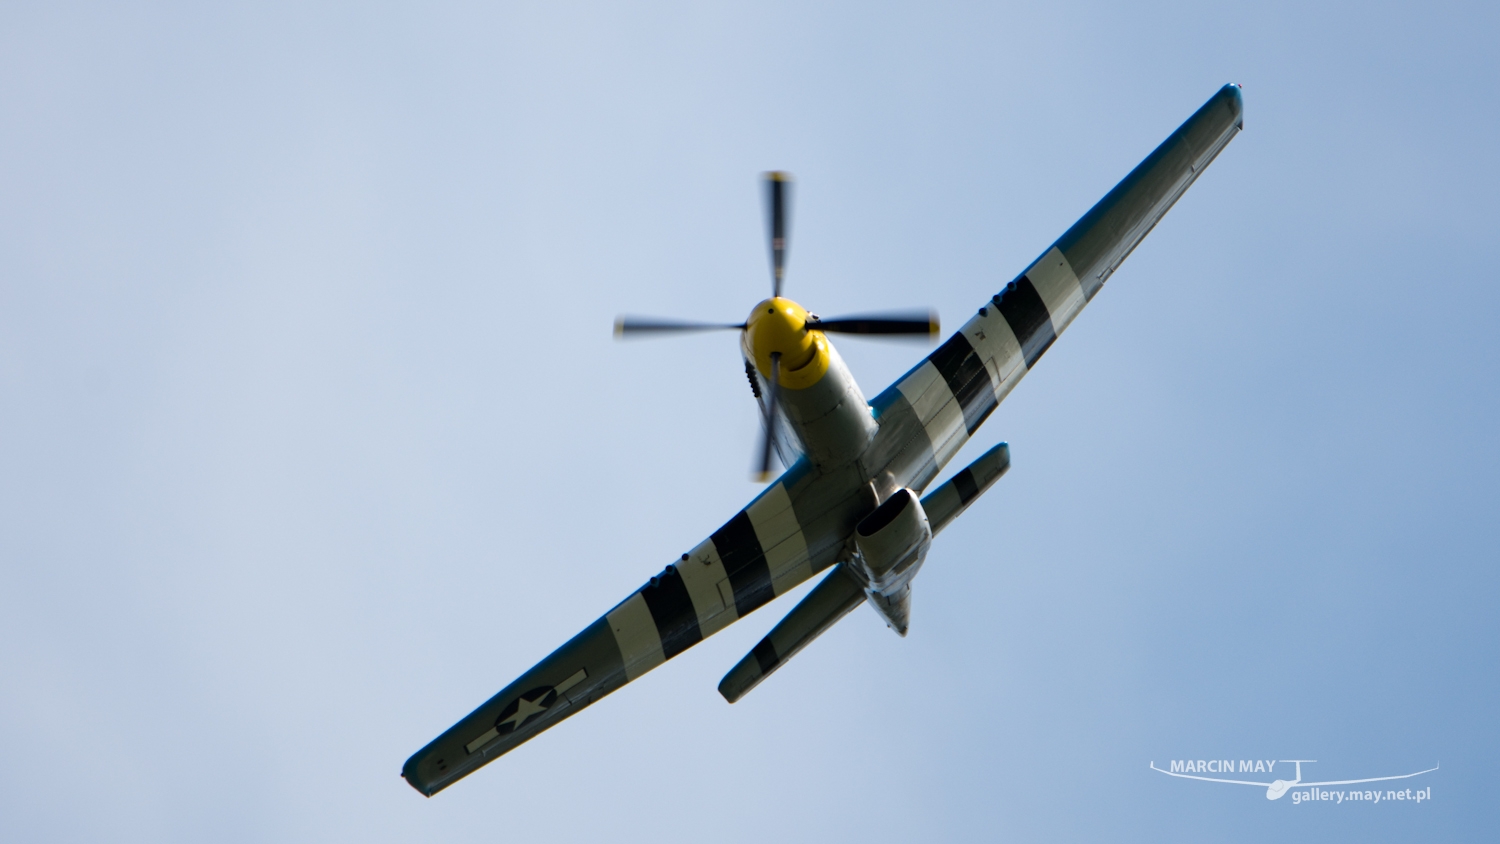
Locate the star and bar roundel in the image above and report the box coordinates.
[463,668,588,755]
[494,686,557,735]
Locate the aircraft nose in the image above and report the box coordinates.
[744,297,819,378]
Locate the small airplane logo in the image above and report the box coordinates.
[1150,759,1438,800]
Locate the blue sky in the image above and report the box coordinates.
[2,1,1496,841]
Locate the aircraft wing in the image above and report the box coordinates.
[401,464,878,795]
[868,84,1243,489]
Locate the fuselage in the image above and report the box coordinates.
[742,297,880,470]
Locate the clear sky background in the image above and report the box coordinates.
[2,1,1496,841]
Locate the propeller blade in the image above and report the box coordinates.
[764,172,792,298]
[615,316,746,337]
[754,352,781,482]
[807,311,940,338]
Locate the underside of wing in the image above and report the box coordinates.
[870,85,1244,486]
[403,467,876,795]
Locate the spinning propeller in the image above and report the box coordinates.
[616,172,940,480]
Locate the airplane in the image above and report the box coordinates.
[402,83,1246,796]
[1149,760,1440,800]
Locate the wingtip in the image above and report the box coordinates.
[400,761,435,797]
[1222,82,1245,128]
[717,680,742,704]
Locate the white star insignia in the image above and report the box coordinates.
[498,694,550,732]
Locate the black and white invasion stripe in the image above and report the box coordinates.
[897,245,1085,469]
[605,480,815,680]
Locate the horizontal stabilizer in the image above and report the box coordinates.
[921,442,1010,535]
[718,563,864,703]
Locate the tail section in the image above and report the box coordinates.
[720,442,1014,700]
[921,442,1010,536]
[718,563,864,703]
